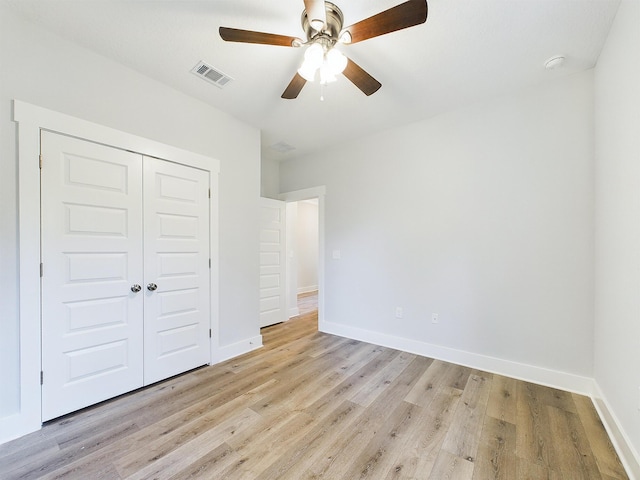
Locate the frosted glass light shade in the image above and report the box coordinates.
[298,63,317,81]
[326,48,347,75]
[297,44,347,85]
[304,43,323,68]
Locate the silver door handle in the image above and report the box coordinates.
[147,283,158,291]
[131,284,142,293]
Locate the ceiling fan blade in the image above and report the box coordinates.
[304,0,326,31]
[342,0,428,44]
[219,27,301,47]
[282,73,307,99]
[342,58,382,96]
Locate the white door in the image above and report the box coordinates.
[41,132,144,421]
[259,198,287,327]
[41,134,211,421]
[142,158,210,385]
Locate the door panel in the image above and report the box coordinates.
[143,158,210,385]
[259,198,287,327]
[41,132,144,421]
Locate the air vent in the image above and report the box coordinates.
[191,61,233,88]
[270,141,296,153]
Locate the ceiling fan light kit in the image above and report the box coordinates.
[219,0,428,99]
[297,42,347,83]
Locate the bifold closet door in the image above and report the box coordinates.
[142,157,210,385]
[41,131,144,421]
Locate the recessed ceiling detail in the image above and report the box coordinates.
[191,61,233,89]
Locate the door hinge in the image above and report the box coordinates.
[39,155,43,169]
[209,258,211,269]
[40,371,44,385]
[40,263,43,277]
[209,329,212,338]
[208,188,211,199]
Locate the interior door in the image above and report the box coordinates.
[41,131,144,421]
[259,198,287,327]
[142,157,211,385]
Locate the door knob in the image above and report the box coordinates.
[147,283,158,291]
[131,284,142,293]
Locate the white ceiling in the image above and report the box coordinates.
[4,0,620,162]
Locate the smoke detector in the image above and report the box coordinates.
[544,55,566,70]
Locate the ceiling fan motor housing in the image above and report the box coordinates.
[302,2,344,43]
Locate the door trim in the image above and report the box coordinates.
[278,187,326,331]
[9,100,220,443]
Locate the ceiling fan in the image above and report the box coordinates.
[219,0,428,99]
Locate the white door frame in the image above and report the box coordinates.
[8,100,220,443]
[279,186,326,330]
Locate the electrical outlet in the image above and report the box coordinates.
[431,313,439,324]
[395,307,403,319]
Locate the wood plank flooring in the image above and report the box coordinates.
[0,292,628,479]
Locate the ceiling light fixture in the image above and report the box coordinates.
[297,43,347,84]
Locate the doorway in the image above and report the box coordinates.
[279,186,326,331]
[11,100,220,442]
[287,199,319,319]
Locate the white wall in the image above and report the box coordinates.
[280,72,595,385]
[296,201,319,293]
[0,5,260,435]
[261,156,280,199]
[594,0,640,473]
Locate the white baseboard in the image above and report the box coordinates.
[592,383,640,480]
[0,334,264,448]
[321,320,594,395]
[213,335,263,364]
[320,320,640,479]
[297,285,318,295]
[0,412,41,447]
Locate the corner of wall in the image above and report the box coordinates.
[592,382,640,480]
[213,335,263,364]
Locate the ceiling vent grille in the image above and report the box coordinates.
[191,61,233,88]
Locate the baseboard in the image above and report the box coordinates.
[321,320,594,396]
[0,335,264,448]
[592,383,640,480]
[213,335,263,364]
[289,307,300,318]
[297,285,318,295]
[0,412,41,447]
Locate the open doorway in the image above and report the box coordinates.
[286,199,319,320]
[280,186,326,331]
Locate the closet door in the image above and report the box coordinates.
[142,158,210,385]
[41,132,144,421]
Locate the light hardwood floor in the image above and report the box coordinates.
[0,292,628,479]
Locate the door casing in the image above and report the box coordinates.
[11,100,219,442]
